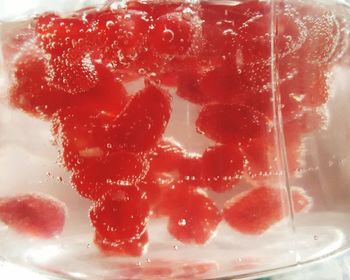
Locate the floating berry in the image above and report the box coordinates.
[167,191,221,244]
[90,187,149,241]
[35,14,87,56]
[112,85,171,153]
[155,182,196,217]
[72,152,148,200]
[0,193,66,239]
[295,4,340,65]
[149,12,194,56]
[224,186,312,235]
[9,49,67,119]
[86,9,151,64]
[199,64,242,104]
[53,108,116,171]
[178,153,203,185]
[137,175,163,211]
[148,138,185,174]
[201,145,244,193]
[223,186,288,234]
[48,48,99,94]
[176,71,208,105]
[280,64,330,108]
[196,104,270,144]
[94,230,149,257]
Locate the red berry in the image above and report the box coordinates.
[155,182,196,217]
[72,152,148,200]
[90,187,149,241]
[167,191,221,244]
[53,108,116,171]
[94,230,148,257]
[196,104,270,144]
[137,175,163,211]
[178,153,203,185]
[9,49,67,118]
[0,193,66,239]
[224,186,312,235]
[295,4,340,65]
[201,145,244,192]
[280,63,330,108]
[48,48,99,94]
[112,85,172,152]
[243,134,280,180]
[149,12,194,56]
[86,9,151,65]
[78,64,129,114]
[35,14,87,56]
[148,138,185,174]
[223,186,287,235]
[176,71,208,105]
[199,64,243,104]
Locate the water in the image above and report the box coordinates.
[1,0,350,279]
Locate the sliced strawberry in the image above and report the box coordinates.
[196,104,270,144]
[90,187,149,241]
[0,193,66,239]
[111,85,171,153]
[201,145,244,193]
[167,191,221,244]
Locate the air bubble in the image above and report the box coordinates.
[162,29,175,43]
[178,219,187,226]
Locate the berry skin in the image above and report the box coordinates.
[9,50,67,119]
[202,145,244,193]
[280,63,330,108]
[72,152,148,201]
[148,138,185,174]
[111,85,172,153]
[94,230,148,257]
[35,14,87,56]
[89,187,149,241]
[149,12,194,56]
[167,191,221,244]
[86,9,151,65]
[196,104,270,145]
[127,1,181,19]
[53,108,116,171]
[0,193,66,239]
[295,4,340,65]
[223,186,312,235]
[48,48,99,95]
[176,71,208,105]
